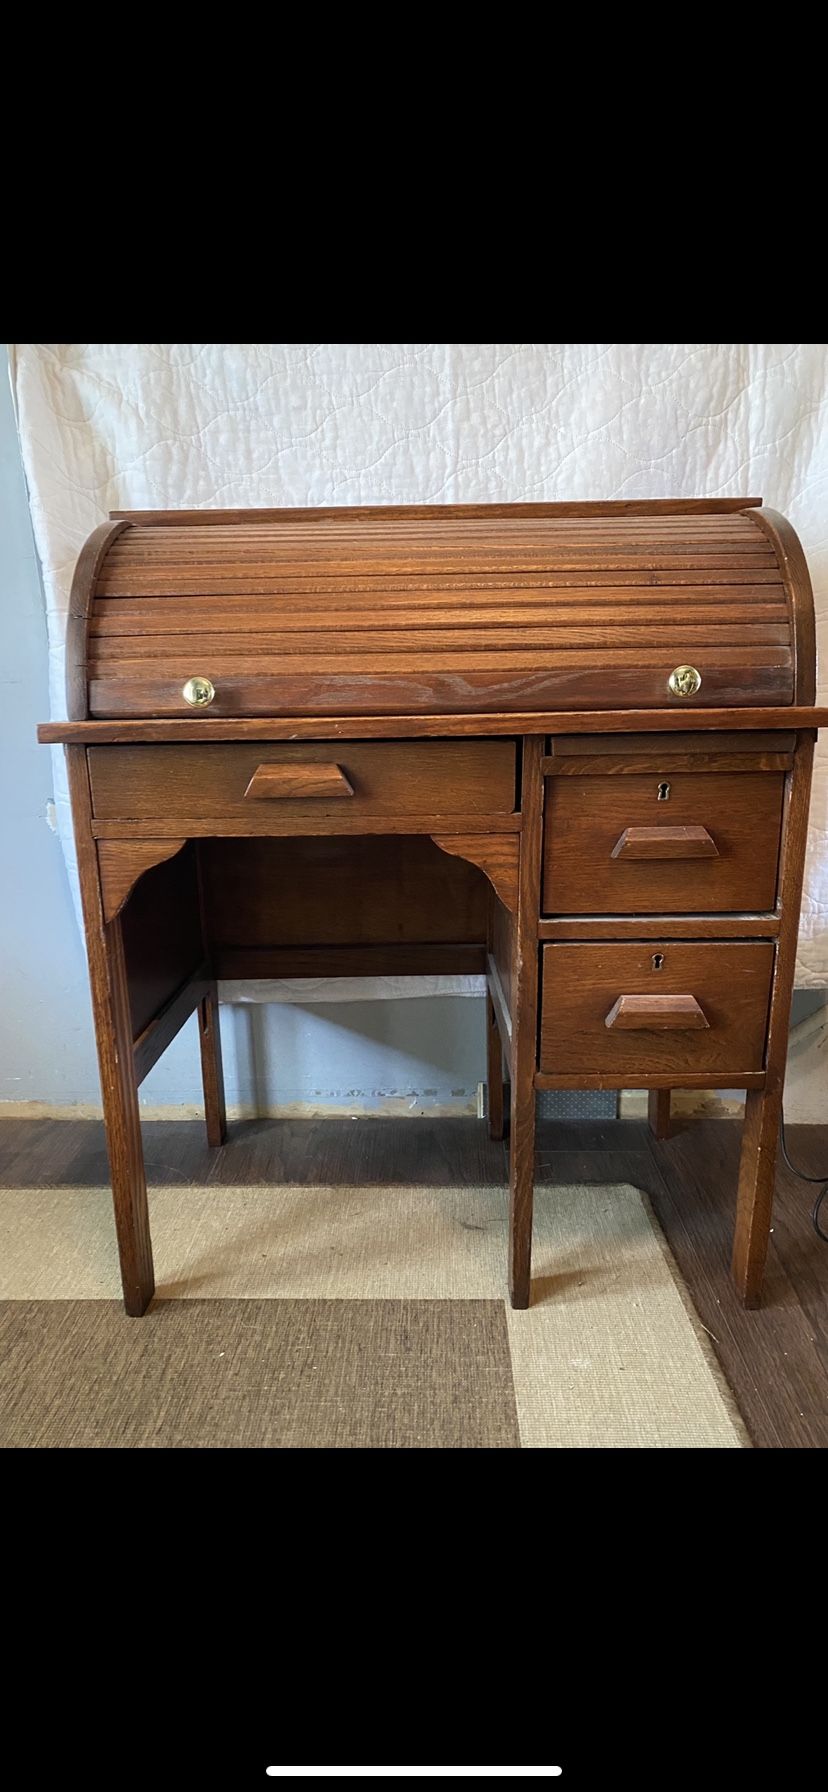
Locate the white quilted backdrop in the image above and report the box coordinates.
[8,343,828,984]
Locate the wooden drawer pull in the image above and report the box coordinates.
[610,825,718,860]
[605,994,710,1031]
[244,763,355,800]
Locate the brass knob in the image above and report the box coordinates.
[668,664,702,699]
[182,676,216,708]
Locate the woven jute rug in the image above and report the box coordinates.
[0,1179,748,1448]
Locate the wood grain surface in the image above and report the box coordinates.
[67,502,813,718]
[539,941,774,1077]
[87,739,518,822]
[543,769,784,915]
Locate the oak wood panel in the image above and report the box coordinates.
[118,843,204,1042]
[543,770,784,914]
[91,594,790,633]
[89,647,791,675]
[88,661,794,719]
[95,567,788,594]
[538,914,781,940]
[39,709,828,744]
[539,941,774,1077]
[545,751,794,775]
[748,508,817,705]
[534,1071,767,1090]
[87,740,518,821]
[65,520,130,720]
[95,558,780,593]
[97,838,188,922]
[548,730,797,756]
[431,835,519,914]
[199,836,490,951]
[92,813,523,841]
[544,723,795,759]
[213,944,487,978]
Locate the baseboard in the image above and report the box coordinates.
[0,1095,480,1121]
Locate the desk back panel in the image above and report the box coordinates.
[119,843,203,1039]
[199,836,490,982]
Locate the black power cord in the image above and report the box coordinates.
[780,1112,828,1242]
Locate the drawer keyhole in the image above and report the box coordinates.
[652,953,664,971]
[657,781,671,801]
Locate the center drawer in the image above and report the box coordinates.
[543,768,784,914]
[87,739,518,823]
[539,941,774,1078]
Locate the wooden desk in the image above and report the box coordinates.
[40,500,828,1315]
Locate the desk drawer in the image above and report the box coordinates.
[87,739,518,823]
[543,770,784,914]
[539,941,774,1078]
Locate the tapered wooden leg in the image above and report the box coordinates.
[95,917,155,1316]
[509,1075,537,1309]
[198,981,227,1147]
[648,1088,672,1141]
[486,996,505,1141]
[66,747,154,1316]
[508,738,544,1310]
[730,733,815,1308]
[732,1087,782,1306]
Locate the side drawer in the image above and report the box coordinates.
[539,941,774,1079]
[88,739,518,823]
[543,769,784,914]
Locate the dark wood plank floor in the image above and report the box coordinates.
[1,1113,827,1448]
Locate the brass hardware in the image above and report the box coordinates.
[182,676,215,708]
[668,664,702,698]
[652,953,664,971]
[657,781,671,801]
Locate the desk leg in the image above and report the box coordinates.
[733,1086,783,1306]
[648,1089,672,1141]
[99,917,155,1315]
[508,737,544,1310]
[66,748,155,1316]
[508,1068,537,1310]
[731,734,814,1307]
[198,981,228,1147]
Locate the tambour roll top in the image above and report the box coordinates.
[70,500,814,720]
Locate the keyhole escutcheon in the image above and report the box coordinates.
[657,781,671,801]
[652,953,664,971]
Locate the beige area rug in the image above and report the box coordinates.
[0,1180,748,1448]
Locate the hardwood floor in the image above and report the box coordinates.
[1,1112,826,1447]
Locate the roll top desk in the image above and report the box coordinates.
[39,499,827,1316]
